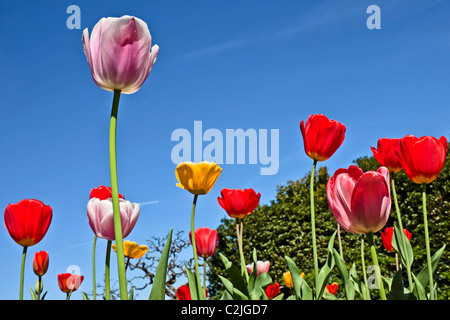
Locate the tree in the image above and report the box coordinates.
[208,149,450,300]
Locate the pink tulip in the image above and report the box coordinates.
[82,15,159,94]
[87,198,139,241]
[189,227,218,258]
[246,261,270,277]
[326,165,391,234]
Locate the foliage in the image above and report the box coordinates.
[209,149,450,300]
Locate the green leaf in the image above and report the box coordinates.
[412,274,426,300]
[148,228,173,300]
[333,248,355,300]
[185,266,199,300]
[391,223,413,269]
[250,272,272,300]
[29,287,37,300]
[220,290,233,300]
[416,245,445,289]
[219,253,249,297]
[387,269,409,300]
[315,231,337,299]
[128,287,134,300]
[285,256,312,300]
[272,293,284,300]
[81,292,90,300]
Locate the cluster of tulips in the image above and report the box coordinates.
[3,14,448,300]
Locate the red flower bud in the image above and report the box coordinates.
[33,251,49,276]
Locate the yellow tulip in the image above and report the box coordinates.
[112,240,149,259]
[283,271,304,288]
[175,161,222,195]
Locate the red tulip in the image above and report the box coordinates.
[325,282,339,296]
[176,284,208,300]
[380,226,412,253]
[396,135,447,184]
[57,273,84,293]
[300,114,346,162]
[189,227,218,258]
[89,185,124,200]
[371,138,402,173]
[265,283,280,299]
[217,188,261,219]
[4,199,52,247]
[33,251,49,276]
[327,166,391,234]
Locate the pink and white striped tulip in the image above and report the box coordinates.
[82,15,159,94]
[326,165,391,234]
[87,198,140,241]
[246,261,270,277]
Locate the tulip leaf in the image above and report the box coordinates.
[185,266,199,300]
[285,256,312,300]
[249,272,272,300]
[272,293,284,300]
[220,290,233,300]
[387,269,409,300]
[315,231,337,299]
[415,245,445,290]
[219,252,249,297]
[128,287,134,300]
[391,223,413,269]
[333,248,355,300]
[29,287,37,300]
[149,228,173,300]
[412,274,426,300]
[81,292,90,300]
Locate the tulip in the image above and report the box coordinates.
[299,114,346,162]
[112,240,149,259]
[246,261,270,277]
[175,161,222,300]
[87,197,139,241]
[217,188,260,281]
[217,188,261,219]
[33,251,49,276]
[327,165,390,300]
[265,283,280,299]
[381,226,412,253]
[397,135,447,300]
[300,114,345,294]
[371,138,402,173]
[90,186,124,200]
[325,282,339,296]
[4,199,52,300]
[4,199,52,247]
[283,271,294,288]
[58,273,84,299]
[175,161,222,195]
[327,166,391,235]
[189,228,218,259]
[82,15,159,94]
[176,284,208,300]
[396,135,447,185]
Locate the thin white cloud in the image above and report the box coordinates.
[138,200,160,207]
[176,0,445,61]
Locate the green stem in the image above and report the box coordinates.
[361,236,370,300]
[92,235,97,300]
[337,224,344,260]
[190,194,205,300]
[422,184,434,300]
[19,246,28,300]
[366,233,387,300]
[105,240,112,300]
[109,89,128,300]
[203,258,207,290]
[37,276,42,300]
[391,175,413,289]
[310,160,319,291]
[236,220,249,282]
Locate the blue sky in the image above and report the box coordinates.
[1,0,449,300]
